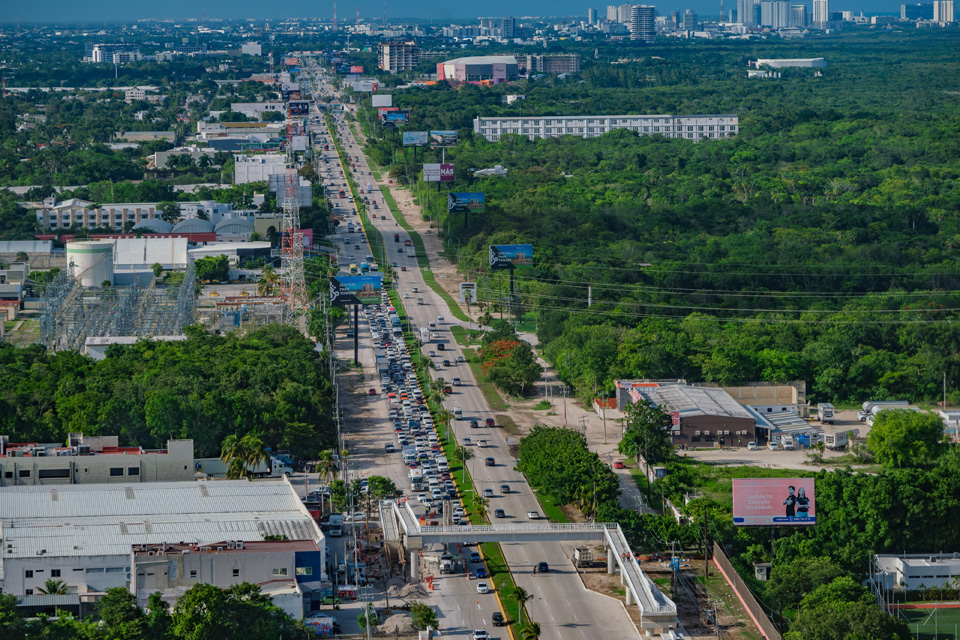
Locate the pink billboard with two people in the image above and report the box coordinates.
[732,478,816,526]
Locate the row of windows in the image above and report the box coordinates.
[693,429,751,436]
[3,466,139,479]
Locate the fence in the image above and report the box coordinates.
[712,542,781,640]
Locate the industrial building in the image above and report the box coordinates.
[0,240,55,268]
[0,435,195,486]
[644,385,758,446]
[378,40,420,73]
[230,101,284,118]
[113,237,190,270]
[131,540,322,617]
[32,197,239,232]
[234,153,288,184]
[438,56,519,84]
[524,53,581,74]
[0,480,325,614]
[473,114,738,142]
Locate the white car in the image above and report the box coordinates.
[476,582,490,594]
[527,511,540,520]
[472,631,489,640]
[747,442,758,451]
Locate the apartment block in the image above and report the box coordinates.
[378,40,420,73]
[473,114,738,142]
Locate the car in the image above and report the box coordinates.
[478,439,488,448]
[470,551,482,562]
[384,443,395,452]
[452,377,461,386]
[457,355,465,363]
[442,359,451,367]
[494,508,506,518]
[747,441,758,451]
[463,437,472,446]
[484,457,495,467]
[484,488,494,498]
[614,460,625,469]
[475,568,488,579]
[527,510,540,520]
[442,386,453,394]
[472,631,489,640]
[470,420,480,429]
[500,484,511,494]
[476,582,490,594]
[368,388,378,396]
[428,350,436,357]
[317,595,342,605]
[492,611,505,626]
[485,418,496,427]
[537,562,549,573]
[401,266,407,271]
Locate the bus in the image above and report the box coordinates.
[349,263,358,275]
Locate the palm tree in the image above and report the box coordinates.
[220,433,269,480]
[38,579,68,595]
[475,495,489,523]
[513,586,534,626]
[520,622,541,640]
[316,450,339,513]
[257,265,281,296]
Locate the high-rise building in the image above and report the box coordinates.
[630,4,657,41]
[378,40,420,73]
[934,0,955,22]
[760,0,790,27]
[790,3,808,25]
[588,7,598,23]
[682,9,698,29]
[812,0,829,26]
[618,3,633,22]
[607,4,619,20]
[738,0,759,25]
[501,17,517,38]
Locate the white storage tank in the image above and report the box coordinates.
[67,241,114,287]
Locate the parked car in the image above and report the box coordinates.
[614,460,625,469]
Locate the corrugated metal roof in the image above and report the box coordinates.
[0,241,54,254]
[0,481,321,559]
[648,385,754,420]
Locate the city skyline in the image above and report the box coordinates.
[0,0,928,24]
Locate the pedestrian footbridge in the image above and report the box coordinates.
[379,499,677,628]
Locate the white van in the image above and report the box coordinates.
[437,316,444,325]
[454,407,463,421]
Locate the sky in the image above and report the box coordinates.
[1,1,907,24]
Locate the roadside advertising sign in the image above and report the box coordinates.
[403,132,429,147]
[732,478,816,526]
[447,192,485,213]
[489,244,534,270]
[430,130,458,147]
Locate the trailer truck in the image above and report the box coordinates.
[858,400,908,422]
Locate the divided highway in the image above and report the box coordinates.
[306,66,641,640]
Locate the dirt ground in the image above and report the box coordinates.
[578,555,761,640]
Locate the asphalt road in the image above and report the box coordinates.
[306,67,639,640]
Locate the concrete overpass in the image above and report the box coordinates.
[380,499,678,630]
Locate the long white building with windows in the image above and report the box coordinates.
[473,114,738,142]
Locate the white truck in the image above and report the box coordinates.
[328,514,344,537]
[858,400,908,422]
[823,429,859,450]
[818,402,835,425]
[781,435,796,450]
[419,327,430,344]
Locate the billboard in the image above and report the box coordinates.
[448,192,485,213]
[378,106,398,117]
[430,130,458,147]
[732,478,816,526]
[403,132,429,147]
[371,94,393,108]
[350,65,364,73]
[459,282,477,303]
[288,101,310,116]
[423,163,455,183]
[489,244,533,270]
[381,111,409,126]
[330,275,383,306]
[353,81,379,93]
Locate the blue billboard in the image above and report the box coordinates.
[489,244,533,270]
[402,131,429,147]
[330,275,383,305]
[448,192,485,213]
[381,111,409,125]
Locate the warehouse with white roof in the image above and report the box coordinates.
[0,480,325,608]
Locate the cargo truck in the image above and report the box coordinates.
[818,402,835,425]
[823,429,859,450]
[858,400,908,422]
[328,514,344,537]
[419,327,430,344]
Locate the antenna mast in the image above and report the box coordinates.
[280,106,307,324]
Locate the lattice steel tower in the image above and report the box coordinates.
[280,107,308,319]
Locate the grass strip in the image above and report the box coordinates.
[462,348,510,411]
[449,325,472,347]
[531,491,570,523]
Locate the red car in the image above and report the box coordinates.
[368,388,377,396]
[614,461,625,469]
[485,418,496,427]
[442,386,453,394]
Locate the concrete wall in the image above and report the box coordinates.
[6,553,128,597]
[673,415,756,445]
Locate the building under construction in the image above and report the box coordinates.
[37,241,196,352]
